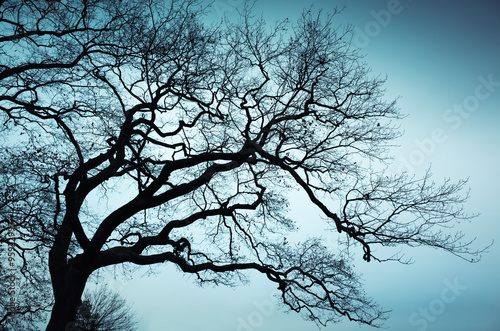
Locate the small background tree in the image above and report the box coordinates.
[75,287,138,331]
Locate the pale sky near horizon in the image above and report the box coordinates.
[71,1,500,330]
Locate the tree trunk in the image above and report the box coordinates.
[46,259,91,331]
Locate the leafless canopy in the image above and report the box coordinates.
[0,0,484,329]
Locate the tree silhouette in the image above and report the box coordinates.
[75,287,138,331]
[0,0,485,329]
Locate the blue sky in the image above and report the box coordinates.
[91,1,500,330]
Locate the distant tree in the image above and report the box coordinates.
[75,287,138,331]
[0,0,486,330]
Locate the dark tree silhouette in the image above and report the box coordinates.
[75,287,138,331]
[0,0,485,329]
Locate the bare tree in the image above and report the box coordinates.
[0,0,486,330]
[75,287,138,331]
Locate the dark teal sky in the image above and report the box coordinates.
[113,1,500,330]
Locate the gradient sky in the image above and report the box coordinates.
[87,1,500,330]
